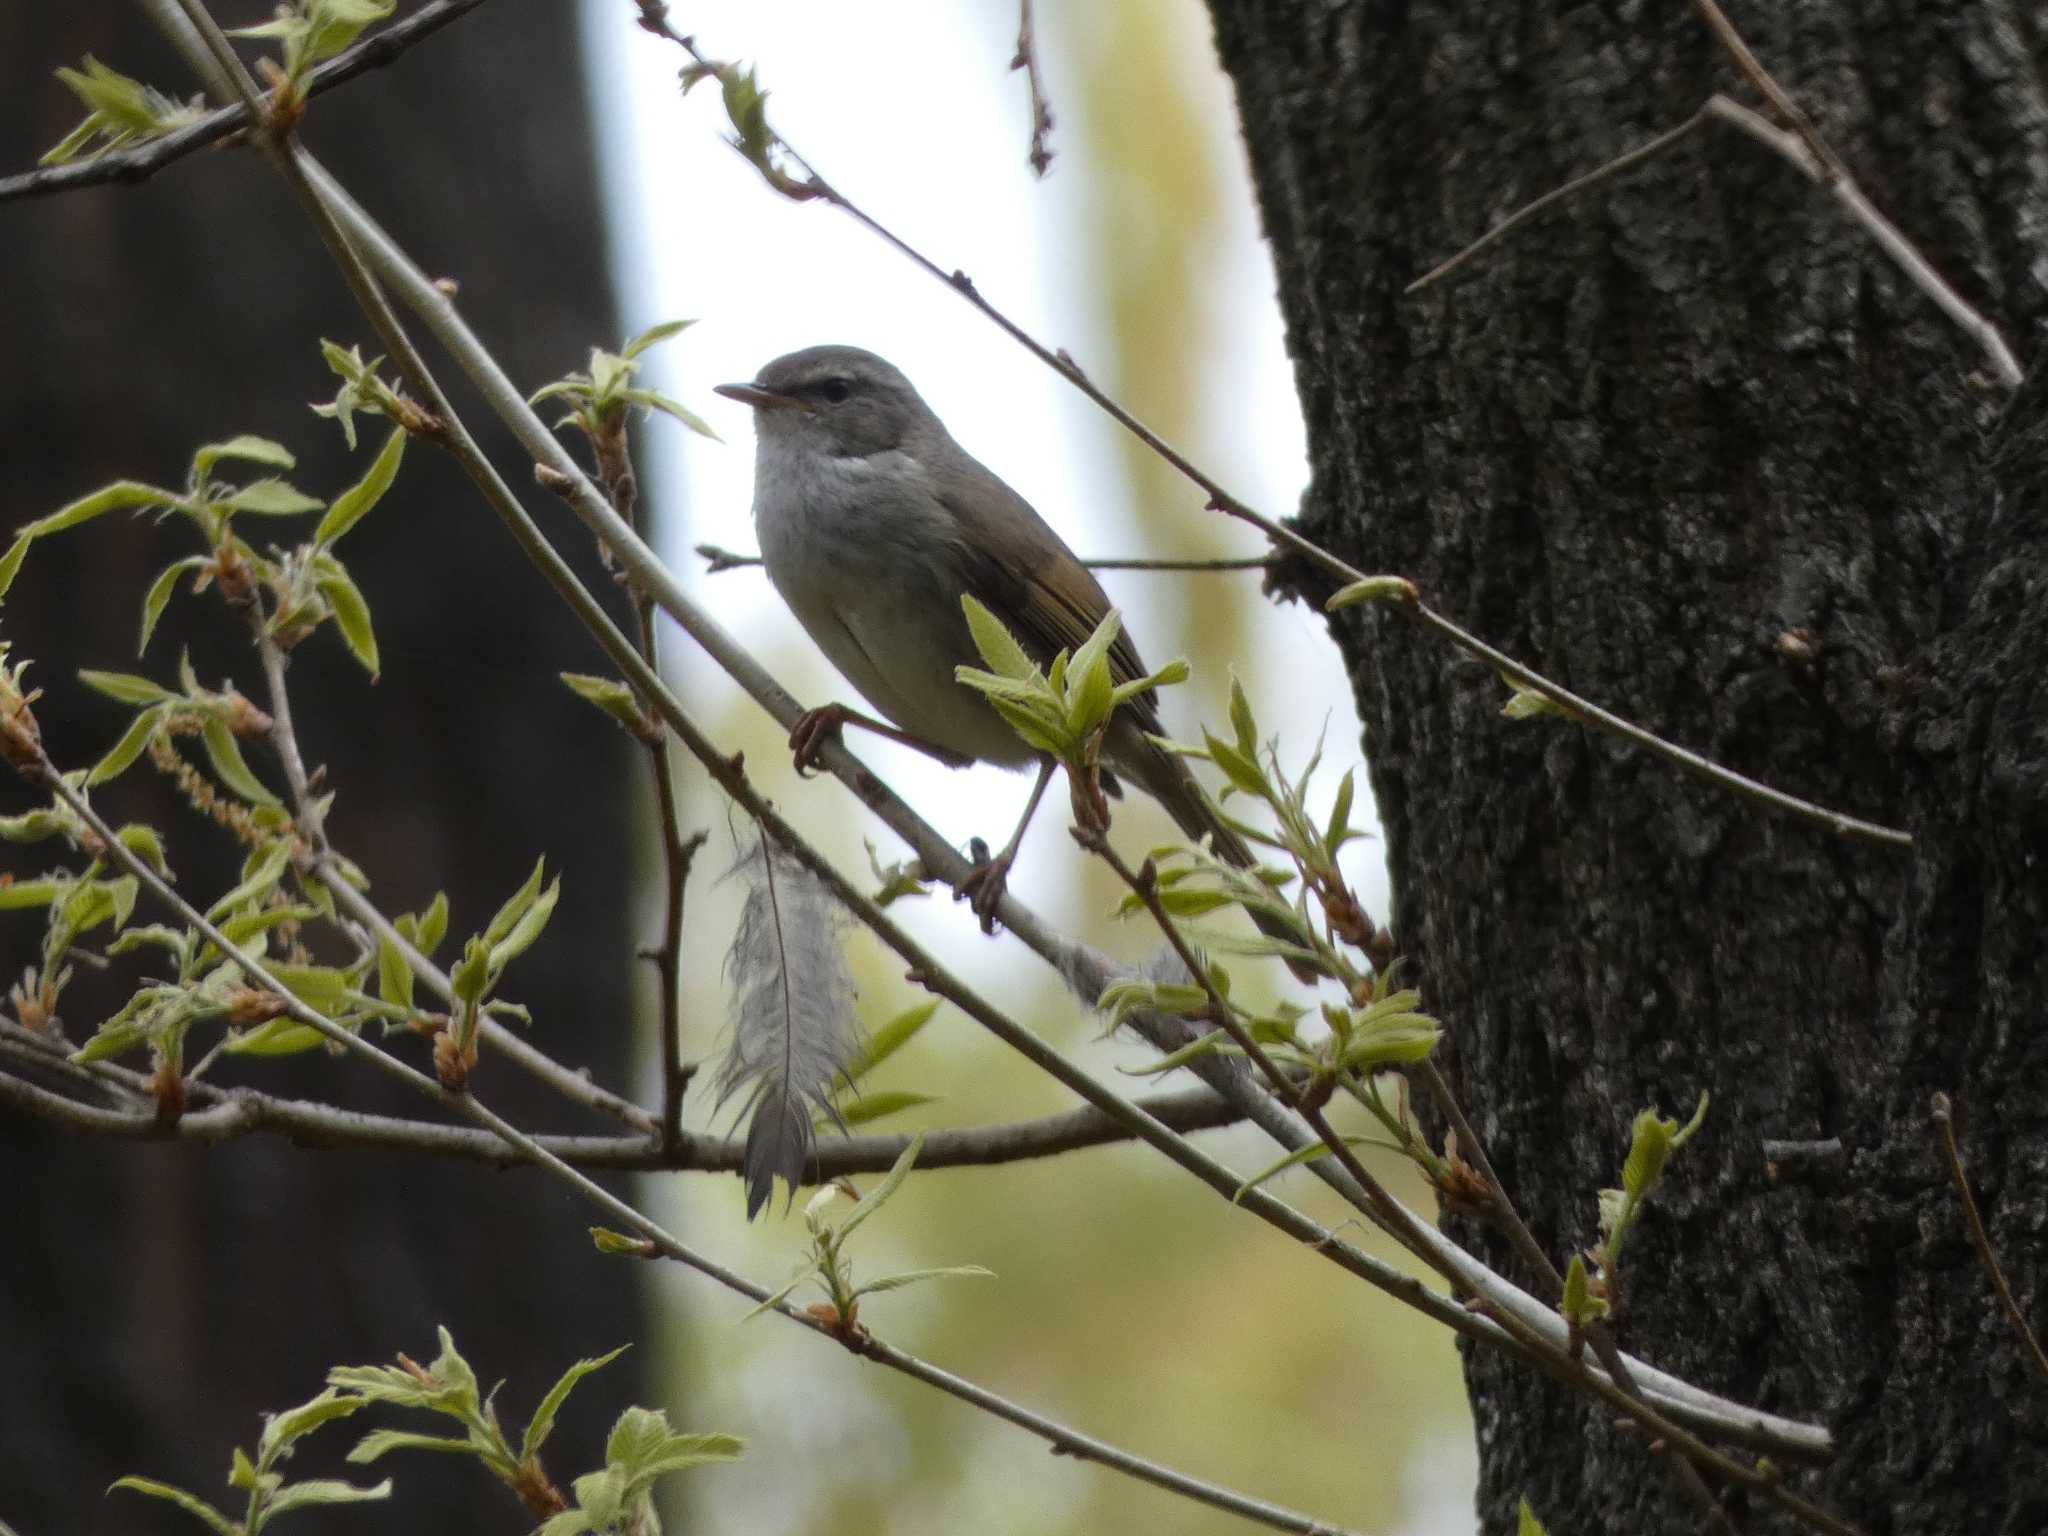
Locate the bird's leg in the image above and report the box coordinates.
[788,702,975,777]
[957,756,1057,933]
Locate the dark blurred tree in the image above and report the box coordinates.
[1206,2,2048,1531]
[0,6,646,1531]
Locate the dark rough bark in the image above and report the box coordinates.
[1206,1,2048,1531]
[0,8,643,1532]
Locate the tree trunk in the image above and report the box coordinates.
[0,9,641,1531]
[1205,2,2048,1530]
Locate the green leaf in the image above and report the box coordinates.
[85,706,164,787]
[416,891,449,956]
[316,425,406,546]
[590,1227,655,1256]
[640,391,721,441]
[346,1429,479,1464]
[620,318,694,359]
[959,595,1040,683]
[1228,674,1258,760]
[835,999,938,1085]
[0,878,63,909]
[835,1132,922,1243]
[194,436,296,477]
[1233,1136,1375,1201]
[486,875,559,976]
[1325,768,1357,853]
[260,1478,392,1520]
[200,716,280,805]
[561,672,649,735]
[0,535,31,602]
[115,822,172,876]
[316,569,379,677]
[107,1477,237,1536]
[1324,574,1417,611]
[206,838,295,923]
[258,1388,366,1465]
[79,669,177,706]
[376,936,414,1011]
[851,1264,994,1299]
[1559,1252,1609,1327]
[223,1019,329,1056]
[216,479,324,516]
[481,858,548,951]
[1201,729,1269,798]
[139,557,205,654]
[604,1406,742,1483]
[521,1345,629,1462]
[265,962,351,1014]
[1502,685,1566,721]
[835,1089,939,1127]
[27,480,178,537]
[1519,1496,1551,1536]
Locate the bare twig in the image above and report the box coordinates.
[1409,63,2021,389]
[0,1046,1277,1175]
[1407,106,1715,294]
[0,0,492,205]
[1932,1092,2048,1381]
[1688,0,1844,178]
[1011,0,1056,177]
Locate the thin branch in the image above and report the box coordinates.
[0,0,492,205]
[0,1052,1274,1173]
[1931,1092,2048,1381]
[1688,0,1845,178]
[1407,106,1714,294]
[693,542,1273,575]
[1010,0,1056,177]
[1699,96,2024,389]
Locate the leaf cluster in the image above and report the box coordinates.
[742,1136,993,1335]
[530,320,719,445]
[955,596,1187,829]
[40,56,205,167]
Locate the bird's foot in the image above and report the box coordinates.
[955,835,1015,935]
[788,704,849,777]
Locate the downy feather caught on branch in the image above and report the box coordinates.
[715,834,863,1217]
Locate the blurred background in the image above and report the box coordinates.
[0,2,1472,1532]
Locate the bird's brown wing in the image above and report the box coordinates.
[936,461,1163,734]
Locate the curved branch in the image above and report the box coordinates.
[0,0,492,205]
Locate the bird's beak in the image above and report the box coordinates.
[713,381,804,412]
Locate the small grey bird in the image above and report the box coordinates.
[714,344,1281,933]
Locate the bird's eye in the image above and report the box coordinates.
[817,377,853,405]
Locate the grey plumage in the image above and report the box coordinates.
[717,345,1308,973]
[715,836,862,1218]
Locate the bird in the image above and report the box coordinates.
[714,344,1297,948]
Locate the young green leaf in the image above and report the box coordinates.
[200,717,281,806]
[86,705,165,787]
[194,436,296,478]
[316,425,405,546]
[107,1477,238,1536]
[520,1345,629,1462]
[78,670,177,706]
[316,569,379,677]
[216,479,324,517]
[959,595,1040,682]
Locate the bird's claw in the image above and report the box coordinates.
[956,838,1013,935]
[788,705,844,778]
